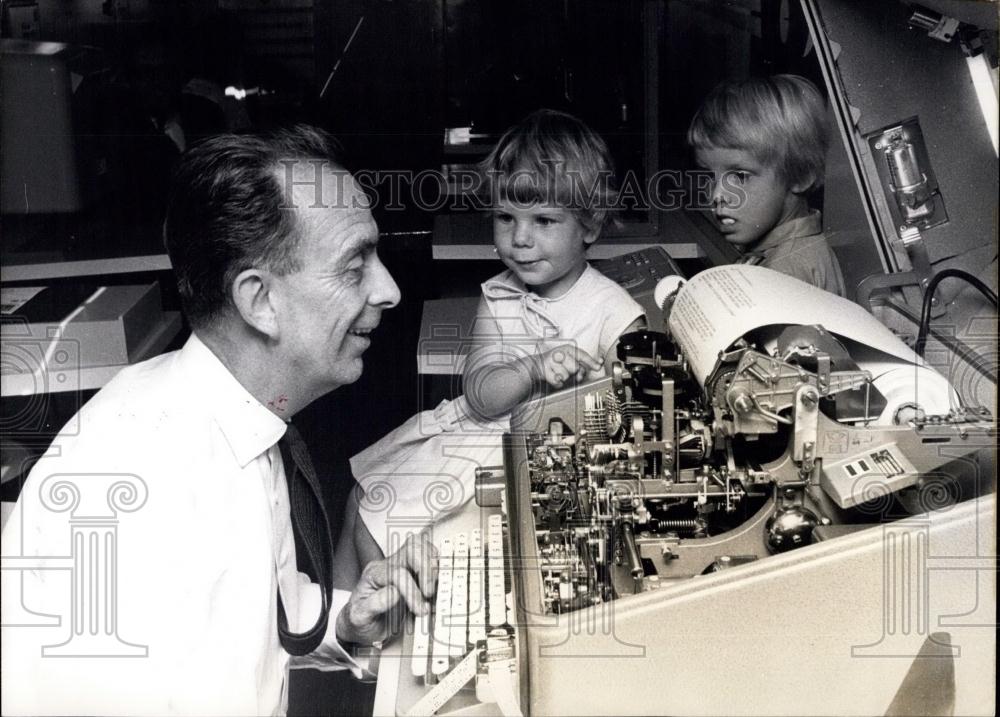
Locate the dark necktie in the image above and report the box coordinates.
[276,422,334,656]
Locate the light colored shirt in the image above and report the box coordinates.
[480,263,645,367]
[737,210,847,297]
[1,334,356,716]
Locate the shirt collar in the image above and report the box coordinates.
[750,210,823,254]
[490,262,593,302]
[177,333,288,468]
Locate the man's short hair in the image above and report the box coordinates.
[164,125,344,329]
[480,109,618,235]
[687,74,830,192]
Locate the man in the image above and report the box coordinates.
[1,126,435,715]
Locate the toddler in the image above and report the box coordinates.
[336,110,645,581]
[688,74,846,296]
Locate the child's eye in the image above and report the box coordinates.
[728,171,751,184]
[534,216,558,227]
[493,211,514,224]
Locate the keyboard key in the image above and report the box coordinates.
[449,534,469,657]
[468,530,486,644]
[411,609,432,678]
[431,538,454,676]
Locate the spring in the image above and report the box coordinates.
[657,519,698,529]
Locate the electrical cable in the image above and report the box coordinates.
[915,268,998,359]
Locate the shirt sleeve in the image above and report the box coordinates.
[288,582,366,677]
[597,285,646,358]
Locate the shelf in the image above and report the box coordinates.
[1,254,173,283]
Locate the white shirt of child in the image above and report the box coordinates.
[480,262,644,363]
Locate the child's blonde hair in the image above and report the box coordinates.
[687,74,829,192]
[480,109,617,235]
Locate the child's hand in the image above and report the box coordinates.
[537,346,603,389]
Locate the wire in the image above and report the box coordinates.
[915,268,998,358]
[319,15,366,99]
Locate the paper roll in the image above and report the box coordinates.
[863,360,958,425]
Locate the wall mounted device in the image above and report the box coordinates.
[866,118,948,236]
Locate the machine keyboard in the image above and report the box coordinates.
[396,513,526,716]
[411,515,512,684]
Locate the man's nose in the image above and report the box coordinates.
[369,255,401,309]
[511,221,533,248]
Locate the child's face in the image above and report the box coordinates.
[492,199,596,298]
[694,145,802,248]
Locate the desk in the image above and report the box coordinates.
[416,296,481,376]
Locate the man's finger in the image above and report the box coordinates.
[360,557,390,592]
[355,583,401,623]
[387,563,430,616]
[349,583,403,642]
[402,533,439,598]
[574,348,603,371]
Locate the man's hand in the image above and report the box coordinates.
[336,533,438,646]
[537,346,603,389]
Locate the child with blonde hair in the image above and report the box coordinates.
[688,74,846,296]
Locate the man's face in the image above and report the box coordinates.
[270,167,400,397]
[694,145,798,248]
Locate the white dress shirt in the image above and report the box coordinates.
[1,334,357,716]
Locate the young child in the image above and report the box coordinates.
[336,110,645,581]
[688,74,846,297]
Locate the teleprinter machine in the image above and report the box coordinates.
[381,265,996,716]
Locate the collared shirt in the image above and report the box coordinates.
[737,210,847,297]
[1,334,356,716]
[480,263,645,365]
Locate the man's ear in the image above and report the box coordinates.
[231,269,280,338]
